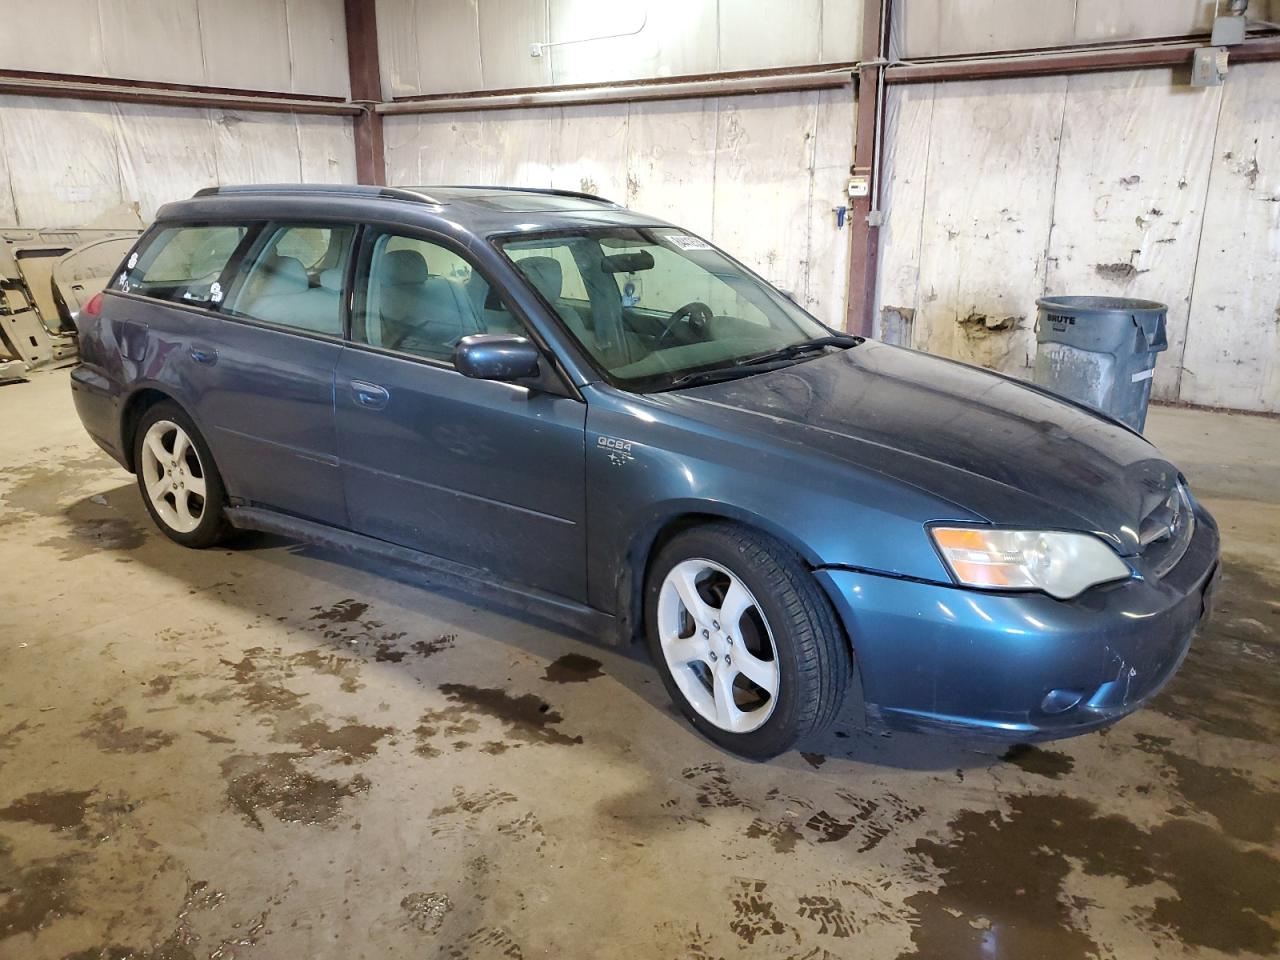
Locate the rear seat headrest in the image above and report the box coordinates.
[318,268,343,292]
[259,255,309,294]
[383,249,429,286]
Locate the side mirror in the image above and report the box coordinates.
[454,333,541,382]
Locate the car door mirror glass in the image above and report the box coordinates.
[454,334,540,382]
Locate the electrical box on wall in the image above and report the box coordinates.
[847,176,870,199]
[1191,47,1229,87]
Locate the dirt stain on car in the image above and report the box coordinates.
[897,792,1280,959]
[221,752,371,830]
[542,653,604,683]
[1002,743,1075,779]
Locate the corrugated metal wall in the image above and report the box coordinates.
[0,98,356,227]
[897,0,1280,55]
[385,88,856,326]
[877,61,1280,414]
[375,0,863,97]
[0,0,356,228]
[374,0,1280,412]
[0,0,350,96]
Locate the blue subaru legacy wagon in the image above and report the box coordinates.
[70,184,1219,758]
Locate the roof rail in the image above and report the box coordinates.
[427,185,620,207]
[192,184,444,205]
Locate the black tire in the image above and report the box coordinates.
[132,400,231,549]
[644,523,852,759]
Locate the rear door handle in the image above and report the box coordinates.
[351,380,390,410]
[189,345,218,365]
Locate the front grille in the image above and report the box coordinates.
[1139,483,1194,578]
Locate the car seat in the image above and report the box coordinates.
[518,255,642,365]
[241,255,342,335]
[371,249,482,356]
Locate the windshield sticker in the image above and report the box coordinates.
[664,234,712,252]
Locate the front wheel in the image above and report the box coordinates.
[645,523,852,759]
[133,401,231,548]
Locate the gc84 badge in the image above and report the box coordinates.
[597,435,635,466]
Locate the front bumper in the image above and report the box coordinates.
[816,503,1220,741]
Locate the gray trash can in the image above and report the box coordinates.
[1034,296,1168,432]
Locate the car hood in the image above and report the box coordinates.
[656,340,1180,555]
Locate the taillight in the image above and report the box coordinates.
[83,292,104,318]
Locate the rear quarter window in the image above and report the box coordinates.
[117,224,248,307]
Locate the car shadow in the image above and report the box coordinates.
[69,482,1005,773]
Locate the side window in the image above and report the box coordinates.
[353,232,525,363]
[117,224,247,306]
[221,224,354,336]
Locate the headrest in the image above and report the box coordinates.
[318,268,343,292]
[259,255,309,294]
[519,256,563,302]
[383,249,429,286]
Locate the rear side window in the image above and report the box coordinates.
[222,224,355,337]
[117,225,247,306]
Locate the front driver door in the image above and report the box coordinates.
[333,228,588,601]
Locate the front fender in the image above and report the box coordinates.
[582,384,977,617]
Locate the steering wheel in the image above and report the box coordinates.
[658,301,714,343]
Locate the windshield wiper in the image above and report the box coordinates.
[665,360,795,391]
[734,334,861,368]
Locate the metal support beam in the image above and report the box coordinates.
[844,0,890,337]
[344,0,386,185]
[380,63,855,114]
[0,70,357,115]
[885,34,1280,84]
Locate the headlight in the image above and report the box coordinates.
[930,527,1131,600]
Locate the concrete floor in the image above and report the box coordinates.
[0,369,1277,960]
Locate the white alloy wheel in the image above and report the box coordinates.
[656,557,781,733]
[139,419,208,534]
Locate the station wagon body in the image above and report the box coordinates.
[69,184,1220,756]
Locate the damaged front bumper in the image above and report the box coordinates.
[816,503,1220,741]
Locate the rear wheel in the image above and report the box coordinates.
[133,401,230,548]
[645,523,852,759]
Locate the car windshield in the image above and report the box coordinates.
[495,227,844,392]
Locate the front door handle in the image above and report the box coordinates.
[351,380,390,410]
[189,345,218,365]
